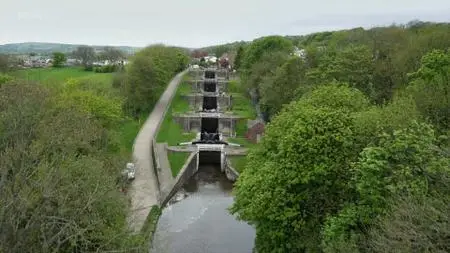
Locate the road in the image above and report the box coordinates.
[128,71,186,232]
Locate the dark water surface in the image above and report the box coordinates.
[151,165,256,253]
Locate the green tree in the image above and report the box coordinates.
[0,81,136,253]
[245,51,289,91]
[307,45,375,100]
[73,46,96,69]
[52,52,66,67]
[123,45,189,117]
[234,45,244,70]
[231,85,371,253]
[100,46,126,64]
[259,56,309,118]
[368,194,450,253]
[322,121,449,252]
[241,36,294,76]
[406,49,450,131]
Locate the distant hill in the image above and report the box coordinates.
[0,42,141,55]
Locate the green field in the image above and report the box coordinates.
[12,67,113,85]
[12,67,139,156]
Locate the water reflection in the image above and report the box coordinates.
[151,165,255,253]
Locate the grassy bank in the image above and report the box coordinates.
[229,156,247,173]
[156,76,195,145]
[168,152,191,176]
[156,75,196,176]
[139,205,162,250]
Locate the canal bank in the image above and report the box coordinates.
[148,67,258,252]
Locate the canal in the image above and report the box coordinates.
[151,164,256,253]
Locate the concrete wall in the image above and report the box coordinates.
[224,156,240,182]
[173,116,238,136]
[185,94,232,111]
[159,152,199,207]
[191,81,228,93]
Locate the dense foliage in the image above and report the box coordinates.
[52,52,67,67]
[231,22,450,253]
[236,23,450,120]
[0,44,188,252]
[0,79,136,252]
[122,45,189,117]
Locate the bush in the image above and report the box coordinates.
[94,64,118,73]
[0,73,13,86]
[123,45,189,117]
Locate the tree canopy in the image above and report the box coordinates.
[122,45,189,117]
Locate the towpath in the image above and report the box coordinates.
[128,71,185,232]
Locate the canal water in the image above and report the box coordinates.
[151,165,256,253]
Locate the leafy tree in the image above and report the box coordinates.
[244,51,289,91]
[322,121,449,252]
[52,52,66,67]
[234,45,244,70]
[406,49,450,131]
[306,45,375,100]
[259,56,309,118]
[0,81,135,253]
[241,36,294,76]
[100,46,126,64]
[368,194,450,253]
[123,45,189,117]
[231,85,371,253]
[73,46,96,69]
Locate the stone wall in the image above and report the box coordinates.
[184,94,232,112]
[218,118,239,136]
[191,81,228,93]
[224,157,240,182]
[159,152,198,207]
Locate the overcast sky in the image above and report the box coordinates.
[1,0,449,48]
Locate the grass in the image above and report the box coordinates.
[117,117,144,154]
[228,136,257,149]
[168,152,191,176]
[139,205,162,249]
[171,80,192,113]
[157,78,196,145]
[229,156,247,173]
[228,79,245,93]
[12,67,112,85]
[157,75,196,176]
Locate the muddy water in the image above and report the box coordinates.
[151,165,255,253]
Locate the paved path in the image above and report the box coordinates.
[128,71,186,232]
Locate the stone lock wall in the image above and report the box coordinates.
[191,81,228,93]
[184,94,231,112]
[217,96,231,111]
[173,116,201,133]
